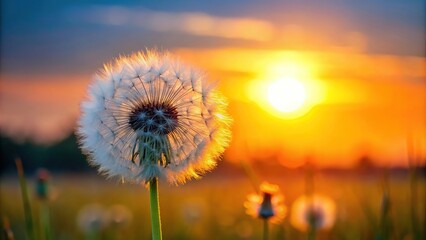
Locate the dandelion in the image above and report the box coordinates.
[244,182,286,240]
[77,50,231,239]
[290,194,336,239]
[77,204,108,239]
[35,169,50,200]
[106,204,133,228]
[106,205,133,238]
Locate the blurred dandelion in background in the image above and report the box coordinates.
[290,194,336,234]
[245,182,286,224]
[106,204,133,239]
[106,204,133,228]
[35,169,50,200]
[77,204,108,239]
[244,182,286,239]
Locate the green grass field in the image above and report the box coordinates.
[1,171,425,240]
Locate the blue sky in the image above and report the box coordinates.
[1,0,425,75]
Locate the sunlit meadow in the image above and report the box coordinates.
[1,169,425,239]
[1,1,425,240]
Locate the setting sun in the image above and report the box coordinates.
[243,54,325,120]
[268,78,306,113]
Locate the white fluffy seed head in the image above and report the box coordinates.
[77,50,231,185]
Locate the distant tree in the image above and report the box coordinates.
[355,155,376,172]
[0,133,92,174]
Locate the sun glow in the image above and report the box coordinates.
[246,56,325,119]
[268,78,306,113]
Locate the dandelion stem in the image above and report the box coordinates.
[263,219,269,240]
[86,230,98,240]
[15,158,37,240]
[307,227,316,240]
[149,177,162,240]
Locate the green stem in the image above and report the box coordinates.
[86,230,98,240]
[263,219,269,240]
[149,178,162,240]
[15,159,37,240]
[40,201,51,240]
[307,227,316,240]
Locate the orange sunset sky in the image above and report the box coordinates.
[1,1,425,168]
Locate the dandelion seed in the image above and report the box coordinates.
[244,182,287,224]
[77,50,231,185]
[290,194,336,232]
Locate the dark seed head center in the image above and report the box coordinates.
[129,103,178,135]
[259,192,274,219]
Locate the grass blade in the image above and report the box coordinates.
[15,158,36,240]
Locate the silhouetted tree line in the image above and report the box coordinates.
[2,133,424,176]
[0,133,92,174]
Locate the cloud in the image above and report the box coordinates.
[74,6,275,41]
